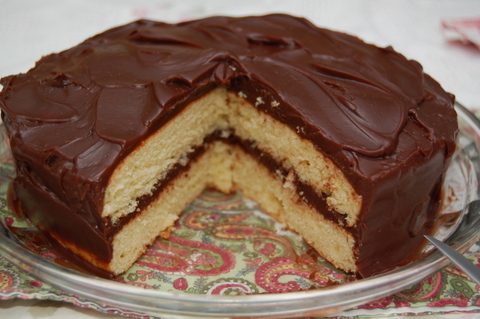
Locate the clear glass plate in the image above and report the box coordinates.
[0,103,479,319]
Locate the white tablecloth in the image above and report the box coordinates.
[0,1,479,318]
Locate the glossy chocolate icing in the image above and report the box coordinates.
[0,14,458,278]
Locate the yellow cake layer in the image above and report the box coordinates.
[104,88,361,225]
[109,141,356,275]
[102,88,361,274]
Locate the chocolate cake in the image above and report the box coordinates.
[0,14,458,278]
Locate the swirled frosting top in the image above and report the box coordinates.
[0,14,457,188]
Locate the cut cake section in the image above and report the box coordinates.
[106,87,359,275]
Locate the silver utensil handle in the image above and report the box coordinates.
[425,235,480,284]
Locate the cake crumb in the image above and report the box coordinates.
[255,97,265,107]
[159,227,173,239]
[283,170,296,191]
[296,126,306,134]
[275,169,285,180]
[238,91,247,98]
[220,129,231,138]
[178,154,189,166]
[271,100,280,107]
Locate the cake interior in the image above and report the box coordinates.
[53,87,362,275]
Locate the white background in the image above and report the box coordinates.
[0,0,479,318]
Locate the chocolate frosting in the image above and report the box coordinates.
[0,14,458,278]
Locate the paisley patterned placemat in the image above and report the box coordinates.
[0,127,479,318]
[1,189,480,318]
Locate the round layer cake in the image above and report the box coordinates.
[0,14,458,278]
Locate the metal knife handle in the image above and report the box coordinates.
[425,235,480,284]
